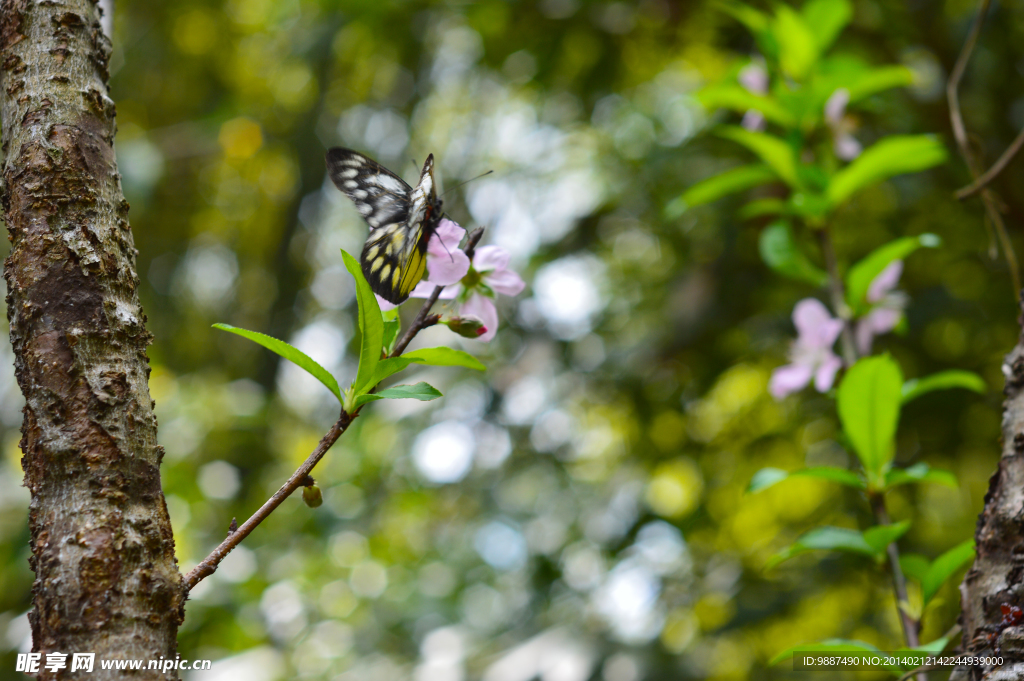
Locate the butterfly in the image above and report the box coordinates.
[325,147,443,305]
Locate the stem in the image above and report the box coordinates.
[817,227,858,365]
[187,226,489,591]
[185,411,353,589]
[946,0,1021,300]
[869,492,926,681]
[955,124,1024,200]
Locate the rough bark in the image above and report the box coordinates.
[0,0,182,679]
[950,323,1024,681]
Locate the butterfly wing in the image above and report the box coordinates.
[326,148,413,230]
[326,148,441,304]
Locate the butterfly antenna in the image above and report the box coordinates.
[439,170,494,199]
[437,216,457,263]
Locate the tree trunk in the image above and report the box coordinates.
[951,316,1024,680]
[0,0,182,679]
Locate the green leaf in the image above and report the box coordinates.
[738,198,789,220]
[837,355,903,477]
[213,324,341,403]
[769,639,883,667]
[899,553,931,583]
[718,1,768,34]
[845,234,941,313]
[382,319,401,354]
[863,520,910,554]
[353,382,443,407]
[718,3,779,61]
[885,463,959,490]
[772,5,817,80]
[758,221,828,285]
[907,636,951,654]
[902,370,987,404]
[341,249,384,393]
[922,540,975,604]
[402,347,486,371]
[665,164,778,218]
[369,347,485,390]
[768,527,876,568]
[698,86,796,126]
[828,135,948,206]
[801,0,852,53]
[370,356,417,387]
[845,65,914,102]
[717,127,799,187]
[749,466,865,493]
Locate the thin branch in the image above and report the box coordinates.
[946,0,1021,299]
[869,493,927,681]
[955,124,1024,199]
[894,627,959,681]
[947,0,990,161]
[391,227,485,357]
[186,226,489,592]
[185,411,353,590]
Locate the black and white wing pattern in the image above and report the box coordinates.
[326,148,413,230]
[326,148,443,304]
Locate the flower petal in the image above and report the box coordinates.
[738,62,767,94]
[431,218,466,255]
[834,134,862,161]
[866,307,902,334]
[472,245,510,273]
[792,298,843,348]
[824,88,849,124]
[376,294,398,312]
[814,353,842,393]
[485,268,526,297]
[461,293,499,342]
[426,247,470,286]
[867,260,903,303]
[769,363,814,399]
[741,110,766,132]
[409,280,460,300]
[855,318,874,356]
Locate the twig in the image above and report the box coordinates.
[185,412,352,590]
[891,625,961,681]
[896,665,942,681]
[946,0,1022,299]
[947,0,990,161]
[955,125,1024,199]
[185,227,488,592]
[391,227,484,357]
[816,227,857,366]
[869,493,927,681]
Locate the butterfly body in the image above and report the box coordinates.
[326,148,443,304]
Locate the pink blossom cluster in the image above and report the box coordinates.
[376,219,526,342]
[769,261,907,399]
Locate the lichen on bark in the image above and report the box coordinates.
[0,0,182,678]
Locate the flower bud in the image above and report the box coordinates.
[302,485,323,508]
[444,315,487,338]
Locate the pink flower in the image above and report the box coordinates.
[738,61,768,132]
[447,246,525,342]
[769,299,844,399]
[854,260,908,355]
[376,218,471,311]
[824,88,862,161]
[377,217,526,342]
[409,244,525,342]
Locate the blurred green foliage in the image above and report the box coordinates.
[0,0,1023,679]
